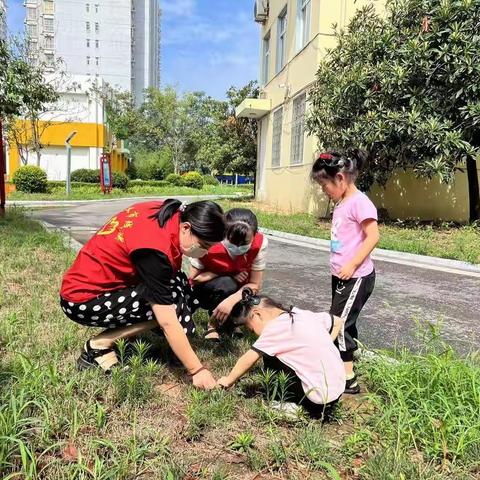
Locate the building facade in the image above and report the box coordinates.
[24,0,161,105]
[237,0,480,222]
[7,75,128,181]
[0,0,7,40]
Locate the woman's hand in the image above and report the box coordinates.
[217,376,233,388]
[234,271,249,283]
[192,368,216,390]
[212,296,237,323]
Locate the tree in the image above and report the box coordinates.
[2,38,60,166]
[196,81,259,175]
[306,0,480,221]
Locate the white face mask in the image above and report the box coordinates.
[184,244,209,258]
[223,240,252,256]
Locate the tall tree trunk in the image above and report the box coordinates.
[466,156,480,222]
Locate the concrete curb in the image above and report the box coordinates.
[6,193,247,207]
[40,220,84,253]
[260,227,480,277]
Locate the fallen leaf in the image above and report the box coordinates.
[62,442,78,462]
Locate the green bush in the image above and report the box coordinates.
[182,171,204,189]
[166,173,185,186]
[70,168,100,183]
[111,171,129,190]
[203,175,219,186]
[12,165,48,193]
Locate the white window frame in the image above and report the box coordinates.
[27,24,38,37]
[43,17,54,33]
[290,92,306,166]
[44,36,54,50]
[45,53,55,66]
[27,7,36,21]
[261,32,270,85]
[276,7,287,74]
[296,0,311,51]
[271,107,283,167]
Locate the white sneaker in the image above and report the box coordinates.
[270,401,302,419]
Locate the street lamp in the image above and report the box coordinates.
[65,131,77,196]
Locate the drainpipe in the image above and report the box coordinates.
[0,118,6,217]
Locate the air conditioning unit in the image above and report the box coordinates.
[254,0,268,23]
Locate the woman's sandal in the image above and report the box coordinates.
[204,327,220,342]
[77,340,119,374]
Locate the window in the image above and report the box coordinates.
[43,0,54,15]
[86,3,90,13]
[95,22,99,33]
[86,21,90,33]
[95,4,99,13]
[296,0,311,50]
[290,93,306,165]
[95,57,99,66]
[261,32,270,85]
[95,39,99,48]
[27,7,36,20]
[86,38,90,47]
[43,17,54,33]
[45,53,54,66]
[86,56,90,65]
[271,107,283,167]
[276,7,287,73]
[27,24,38,37]
[44,36,54,49]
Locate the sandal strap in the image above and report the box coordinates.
[205,328,218,335]
[85,340,114,359]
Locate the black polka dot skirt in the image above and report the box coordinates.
[60,272,199,336]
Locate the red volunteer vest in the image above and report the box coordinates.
[60,201,182,303]
[200,232,264,284]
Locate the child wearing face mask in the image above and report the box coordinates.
[217,288,345,420]
[189,208,268,341]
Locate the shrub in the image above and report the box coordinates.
[12,165,48,193]
[70,168,100,183]
[111,171,129,190]
[203,175,219,186]
[166,173,185,186]
[182,171,204,189]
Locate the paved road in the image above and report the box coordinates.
[31,199,480,355]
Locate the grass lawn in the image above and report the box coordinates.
[7,184,254,201]
[217,199,480,265]
[1,210,479,479]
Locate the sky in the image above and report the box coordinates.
[5,0,260,99]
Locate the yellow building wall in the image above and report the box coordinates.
[8,120,106,177]
[110,149,129,173]
[256,0,476,221]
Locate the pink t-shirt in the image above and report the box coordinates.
[330,191,377,278]
[252,308,346,404]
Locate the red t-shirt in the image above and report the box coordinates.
[199,232,264,285]
[60,201,182,303]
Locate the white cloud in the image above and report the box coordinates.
[161,0,197,18]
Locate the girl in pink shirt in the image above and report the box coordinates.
[311,150,380,394]
[217,288,345,420]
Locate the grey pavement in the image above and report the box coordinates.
[29,199,480,355]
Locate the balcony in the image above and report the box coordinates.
[235,98,271,119]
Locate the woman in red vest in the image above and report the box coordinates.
[60,199,226,389]
[189,208,268,341]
